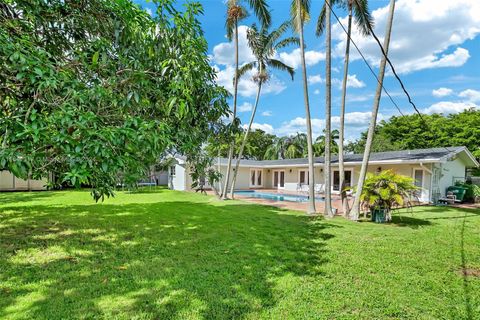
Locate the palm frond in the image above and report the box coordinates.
[267,59,295,80]
[273,36,300,50]
[236,61,256,83]
[353,0,374,36]
[265,21,291,50]
[290,0,311,34]
[247,0,271,28]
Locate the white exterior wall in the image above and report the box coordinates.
[0,170,47,191]
[169,162,187,191]
[438,158,466,196]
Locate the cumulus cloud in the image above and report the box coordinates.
[214,65,286,97]
[432,87,453,97]
[243,123,274,134]
[278,48,325,69]
[314,89,321,95]
[238,102,253,112]
[261,110,272,117]
[458,89,480,102]
[332,0,480,74]
[211,26,254,66]
[422,101,478,114]
[308,74,324,85]
[308,74,365,88]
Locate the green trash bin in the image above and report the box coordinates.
[446,186,467,203]
[372,208,387,223]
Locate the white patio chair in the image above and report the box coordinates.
[315,184,325,194]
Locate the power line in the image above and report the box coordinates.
[326,0,405,117]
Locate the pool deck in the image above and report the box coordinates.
[232,189,352,215]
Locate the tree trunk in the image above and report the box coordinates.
[350,0,395,220]
[339,4,353,217]
[324,0,333,218]
[298,1,316,214]
[221,19,239,199]
[230,80,263,198]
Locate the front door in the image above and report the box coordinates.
[273,170,285,189]
[250,169,263,188]
[413,169,425,200]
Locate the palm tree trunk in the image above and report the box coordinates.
[324,0,333,218]
[298,2,316,214]
[230,81,263,198]
[339,3,353,217]
[222,19,239,199]
[350,0,395,220]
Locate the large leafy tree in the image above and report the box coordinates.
[229,22,297,197]
[222,0,271,199]
[346,110,480,159]
[0,0,229,200]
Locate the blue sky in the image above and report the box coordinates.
[135,0,480,141]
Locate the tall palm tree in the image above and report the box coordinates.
[222,0,271,199]
[229,22,298,197]
[350,0,395,220]
[317,0,373,217]
[291,0,316,214]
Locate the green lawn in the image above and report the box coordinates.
[0,189,479,319]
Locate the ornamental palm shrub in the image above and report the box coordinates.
[359,170,419,221]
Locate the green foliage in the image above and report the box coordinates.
[454,181,480,202]
[360,170,419,217]
[1,190,479,319]
[345,110,480,158]
[0,0,229,200]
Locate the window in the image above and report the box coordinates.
[333,170,352,191]
[170,165,176,176]
[250,169,263,187]
[299,170,308,185]
[413,169,423,188]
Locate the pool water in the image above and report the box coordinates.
[234,190,324,202]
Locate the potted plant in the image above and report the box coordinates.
[359,170,419,223]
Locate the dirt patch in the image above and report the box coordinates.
[458,268,480,278]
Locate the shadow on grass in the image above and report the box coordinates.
[0,191,54,205]
[390,215,433,229]
[0,198,332,319]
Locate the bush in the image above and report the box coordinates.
[454,181,480,202]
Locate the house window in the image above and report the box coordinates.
[250,169,263,187]
[170,165,176,176]
[299,170,309,185]
[413,169,423,188]
[333,170,352,191]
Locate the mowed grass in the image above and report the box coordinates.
[0,189,479,319]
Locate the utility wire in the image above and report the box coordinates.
[326,0,405,117]
[327,0,453,155]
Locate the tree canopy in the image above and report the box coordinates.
[0,0,229,200]
[345,109,480,159]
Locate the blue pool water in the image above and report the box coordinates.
[234,190,324,202]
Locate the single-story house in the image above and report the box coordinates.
[168,146,479,203]
[0,170,48,191]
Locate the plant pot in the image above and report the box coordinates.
[372,208,387,223]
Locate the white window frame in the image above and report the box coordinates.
[298,169,309,185]
[249,169,263,188]
[272,170,285,189]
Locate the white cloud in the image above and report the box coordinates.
[211,26,255,66]
[279,48,325,69]
[145,8,153,16]
[214,65,286,97]
[422,101,478,114]
[458,89,480,102]
[314,89,320,95]
[432,87,453,97]
[261,110,272,117]
[331,111,382,127]
[243,123,274,134]
[332,0,480,74]
[238,102,253,112]
[308,74,324,85]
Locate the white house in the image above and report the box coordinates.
[0,171,48,191]
[168,147,479,203]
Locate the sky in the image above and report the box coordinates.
[135,0,480,141]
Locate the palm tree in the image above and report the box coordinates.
[222,0,271,199]
[291,0,316,214]
[229,22,298,197]
[350,0,395,220]
[317,0,373,217]
[314,129,339,156]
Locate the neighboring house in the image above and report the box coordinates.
[0,170,48,191]
[168,147,479,203]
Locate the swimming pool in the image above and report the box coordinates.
[234,190,324,202]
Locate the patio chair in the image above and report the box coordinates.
[315,184,325,194]
[296,183,309,194]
